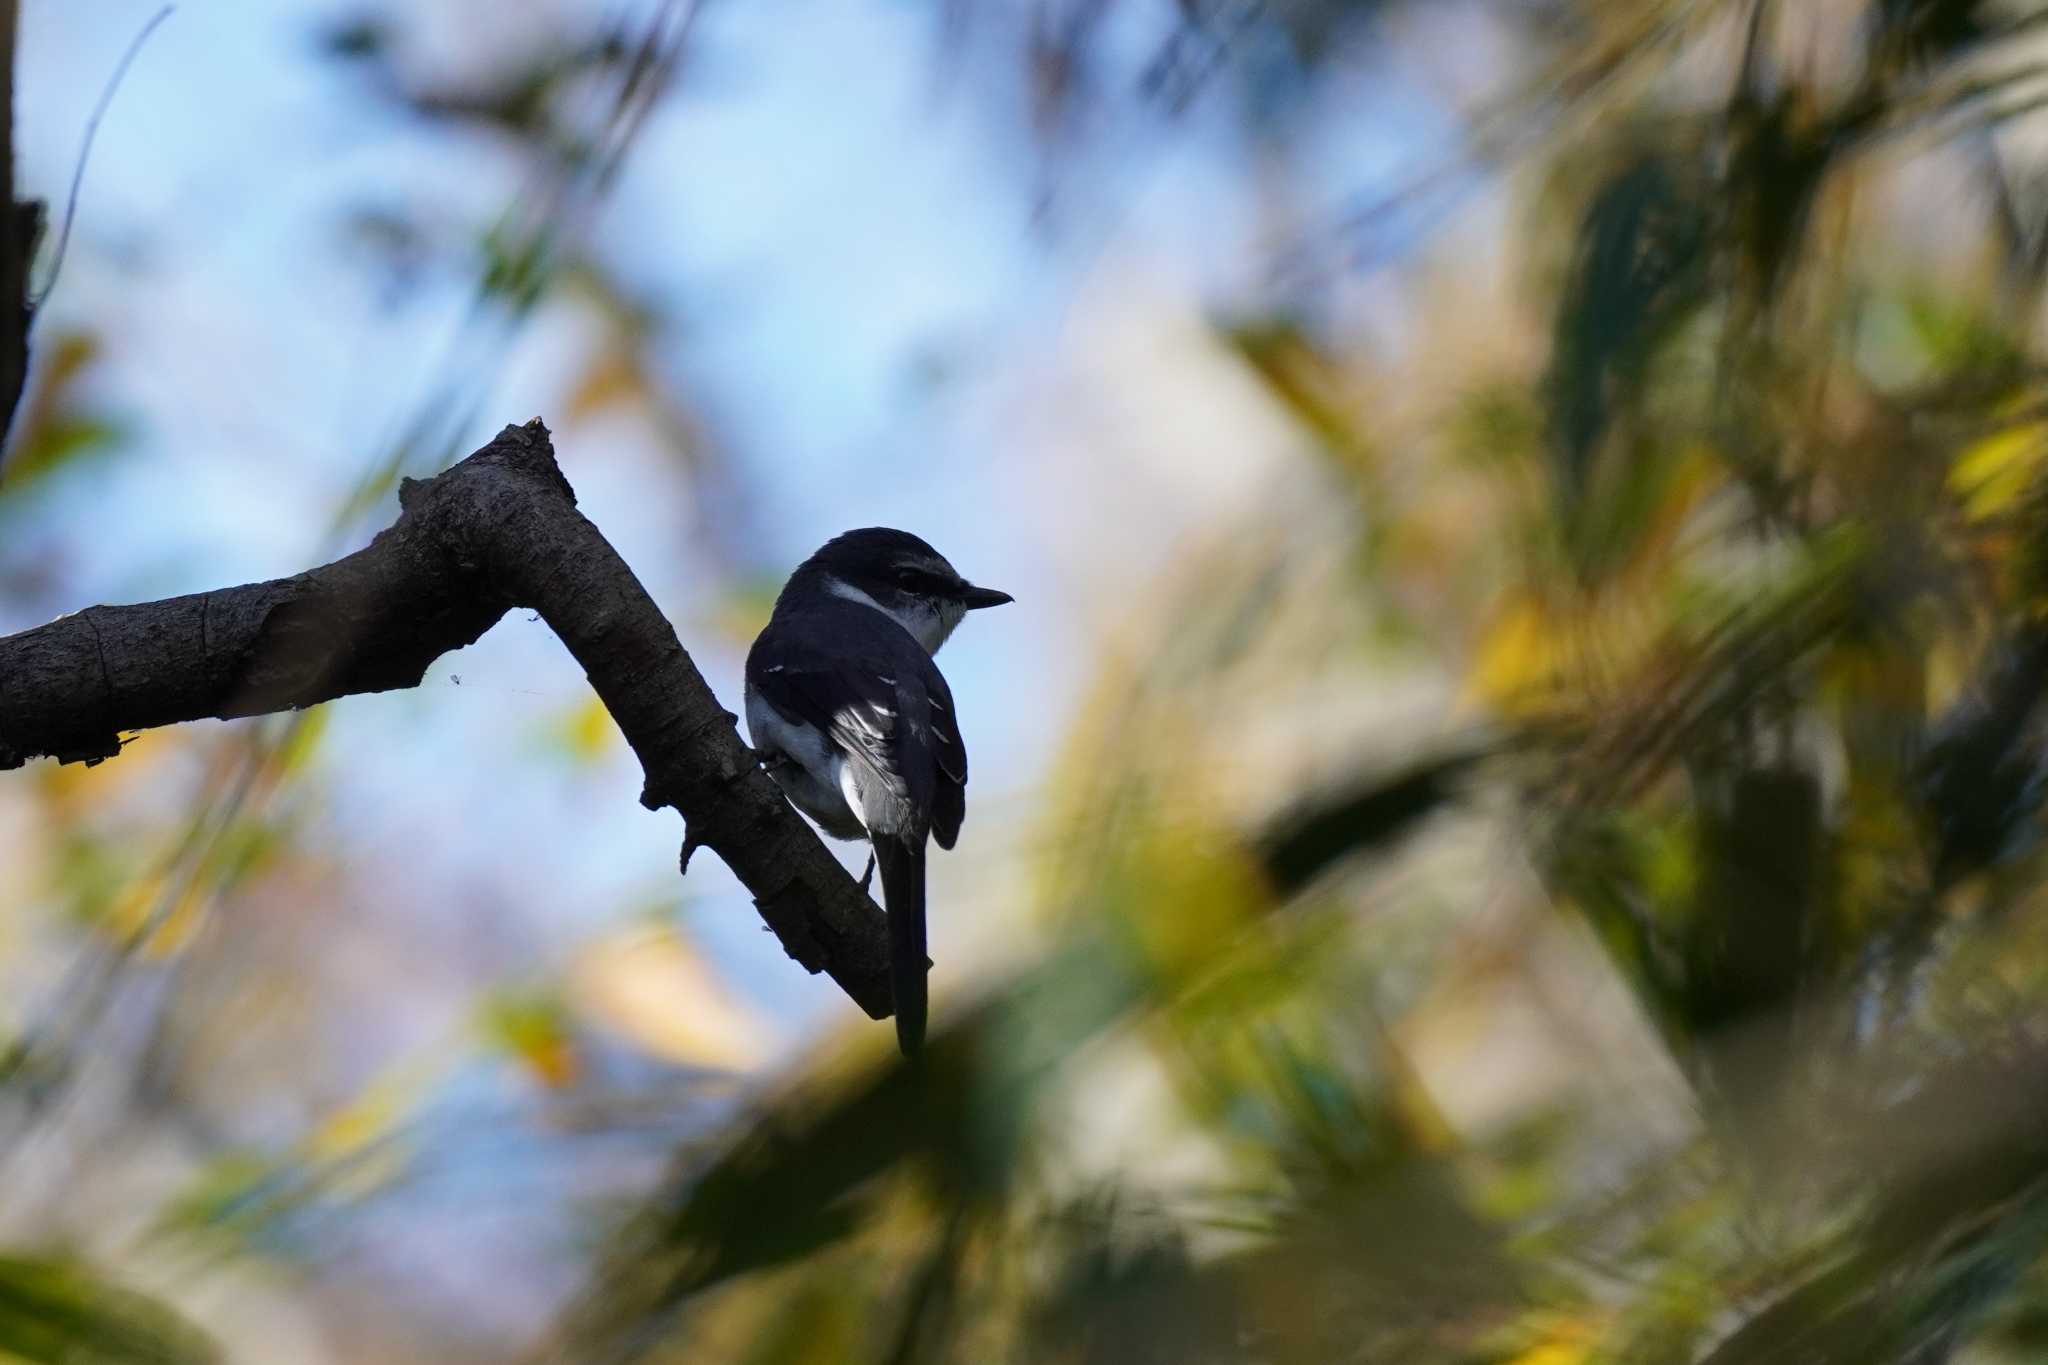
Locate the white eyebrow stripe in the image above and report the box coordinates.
[823,575,888,613]
[824,571,954,653]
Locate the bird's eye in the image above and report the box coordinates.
[893,568,922,588]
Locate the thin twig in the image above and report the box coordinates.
[29,4,173,307]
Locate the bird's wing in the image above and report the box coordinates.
[924,664,966,849]
[746,603,967,844]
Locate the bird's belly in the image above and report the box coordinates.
[744,688,868,840]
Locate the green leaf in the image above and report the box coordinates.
[581,939,1142,1336]
[1546,155,1710,501]
[0,1254,216,1364]
[1223,319,1373,472]
[479,223,556,312]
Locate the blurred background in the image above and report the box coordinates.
[10,0,2048,1360]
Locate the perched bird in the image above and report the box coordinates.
[744,528,1012,1054]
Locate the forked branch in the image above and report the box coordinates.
[0,419,896,1016]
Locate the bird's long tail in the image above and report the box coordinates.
[874,837,927,1055]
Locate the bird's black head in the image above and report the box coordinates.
[791,527,1012,652]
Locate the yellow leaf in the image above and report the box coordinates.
[1120,809,1268,985]
[1501,1313,1602,1365]
[1950,421,2048,520]
[568,925,776,1073]
[479,990,583,1090]
[550,695,617,765]
[272,707,329,778]
[304,1062,435,1165]
[1466,596,1564,712]
[1507,1344,1589,1365]
[565,346,645,422]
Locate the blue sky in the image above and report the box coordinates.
[4,0,1470,1042]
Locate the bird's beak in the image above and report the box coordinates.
[959,584,1014,609]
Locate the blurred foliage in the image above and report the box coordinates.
[533,3,2048,1364]
[0,1255,215,1364]
[0,330,127,502]
[30,0,2048,1362]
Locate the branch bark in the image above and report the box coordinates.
[0,2,14,437]
[0,0,41,451]
[0,418,897,1017]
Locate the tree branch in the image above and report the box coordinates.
[0,418,896,1017]
[0,0,41,451]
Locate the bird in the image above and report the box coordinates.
[743,528,1012,1055]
